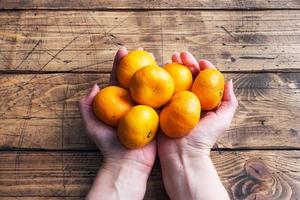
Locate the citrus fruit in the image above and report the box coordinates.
[191,68,224,110]
[117,50,157,89]
[93,86,134,127]
[118,105,159,149]
[163,62,193,93]
[160,91,201,138]
[129,65,174,108]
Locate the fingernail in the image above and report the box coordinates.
[90,84,99,94]
[119,46,127,50]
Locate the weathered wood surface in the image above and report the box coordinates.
[0,0,299,10]
[0,72,299,150]
[1,151,300,199]
[1,10,300,72]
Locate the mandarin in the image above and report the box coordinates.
[191,68,224,110]
[163,62,193,93]
[129,65,174,108]
[93,86,134,127]
[160,91,201,138]
[117,50,157,89]
[118,105,159,149]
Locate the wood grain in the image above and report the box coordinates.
[0,0,299,10]
[1,150,300,199]
[0,72,299,150]
[1,10,300,72]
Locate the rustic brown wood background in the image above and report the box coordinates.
[0,1,300,199]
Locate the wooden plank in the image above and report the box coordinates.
[0,73,299,150]
[1,198,80,200]
[1,10,300,72]
[0,0,299,10]
[0,151,300,199]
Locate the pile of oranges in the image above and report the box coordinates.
[93,50,224,149]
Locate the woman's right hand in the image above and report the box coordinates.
[158,51,238,200]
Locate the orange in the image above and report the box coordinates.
[163,62,193,93]
[129,65,174,108]
[160,91,201,138]
[191,68,224,110]
[93,86,134,127]
[118,105,159,149]
[117,50,157,89]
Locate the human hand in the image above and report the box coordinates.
[79,47,156,200]
[158,51,238,200]
[159,51,238,157]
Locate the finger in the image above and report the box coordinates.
[150,52,155,60]
[222,79,238,103]
[180,51,200,77]
[216,80,238,117]
[171,52,183,64]
[163,60,172,65]
[110,47,128,85]
[198,59,216,71]
[79,84,101,127]
[137,47,144,50]
[80,84,100,106]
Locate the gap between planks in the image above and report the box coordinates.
[1,70,300,75]
[1,8,300,12]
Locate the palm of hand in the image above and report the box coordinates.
[84,106,156,168]
[79,47,156,169]
[158,52,238,157]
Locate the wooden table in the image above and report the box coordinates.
[0,1,300,199]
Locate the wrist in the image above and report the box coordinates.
[104,157,153,176]
[86,160,150,200]
[101,159,151,193]
[160,152,212,200]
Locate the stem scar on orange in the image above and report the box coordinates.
[160,91,201,138]
[117,50,157,89]
[163,62,193,93]
[191,68,225,110]
[129,65,174,108]
[93,86,134,127]
[118,105,159,149]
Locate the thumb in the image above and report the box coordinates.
[80,84,99,106]
[79,84,100,128]
[216,80,238,119]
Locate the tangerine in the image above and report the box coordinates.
[191,68,224,110]
[117,50,157,89]
[160,91,201,138]
[129,65,174,108]
[93,86,134,127]
[118,105,159,149]
[163,62,193,93]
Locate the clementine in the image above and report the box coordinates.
[160,91,201,138]
[163,62,193,93]
[117,50,157,89]
[129,65,174,108]
[118,105,159,149]
[191,68,224,110]
[93,86,134,127]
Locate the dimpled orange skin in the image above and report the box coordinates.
[163,63,193,93]
[160,91,201,138]
[191,68,225,111]
[117,50,157,89]
[93,86,134,127]
[118,105,159,149]
[129,65,174,108]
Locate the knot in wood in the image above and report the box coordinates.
[244,159,272,181]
